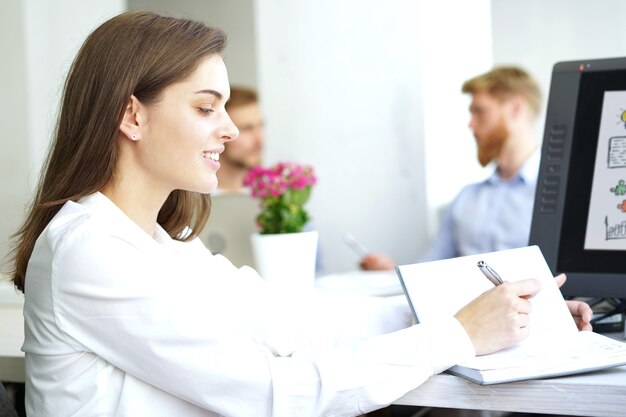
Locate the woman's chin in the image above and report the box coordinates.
[190,178,218,194]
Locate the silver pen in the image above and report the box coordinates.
[477,260,504,286]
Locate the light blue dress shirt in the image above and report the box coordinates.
[421,150,541,261]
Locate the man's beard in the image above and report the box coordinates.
[477,119,509,167]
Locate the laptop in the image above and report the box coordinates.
[198,191,259,268]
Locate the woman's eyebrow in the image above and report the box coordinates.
[194,89,223,100]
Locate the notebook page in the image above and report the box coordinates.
[398,245,579,371]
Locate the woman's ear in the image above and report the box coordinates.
[119,95,143,142]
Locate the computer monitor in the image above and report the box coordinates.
[530,56,626,298]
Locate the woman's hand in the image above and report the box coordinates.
[455,279,542,355]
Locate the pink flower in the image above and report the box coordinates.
[244,161,318,234]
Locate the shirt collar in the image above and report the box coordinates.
[80,192,179,249]
[486,148,541,185]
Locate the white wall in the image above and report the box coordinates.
[416,1,493,232]
[0,0,125,271]
[491,0,626,141]
[255,0,492,273]
[128,0,258,88]
[0,1,30,271]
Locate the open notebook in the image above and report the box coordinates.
[396,245,626,385]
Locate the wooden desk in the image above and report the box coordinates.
[395,366,626,417]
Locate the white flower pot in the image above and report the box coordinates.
[250,231,319,292]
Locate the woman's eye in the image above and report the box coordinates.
[198,107,214,115]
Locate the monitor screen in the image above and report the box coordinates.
[530,57,626,298]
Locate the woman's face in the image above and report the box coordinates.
[137,54,239,195]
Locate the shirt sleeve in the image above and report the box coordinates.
[50,226,475,417]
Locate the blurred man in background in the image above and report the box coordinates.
[361,66,542,269]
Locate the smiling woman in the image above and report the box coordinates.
[10,11,232,293]
[6,9,564,417]
[105,54,239,227]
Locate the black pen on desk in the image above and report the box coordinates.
[343,233,370,258]
[477,260,504,286]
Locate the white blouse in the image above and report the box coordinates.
[22,192,474,417]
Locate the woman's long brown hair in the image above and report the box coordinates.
[9,11,226,292]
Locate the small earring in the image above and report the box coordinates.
[131,133,137,141]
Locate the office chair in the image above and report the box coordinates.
[0,384,18,417]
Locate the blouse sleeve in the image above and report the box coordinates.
[49,225,475,417]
